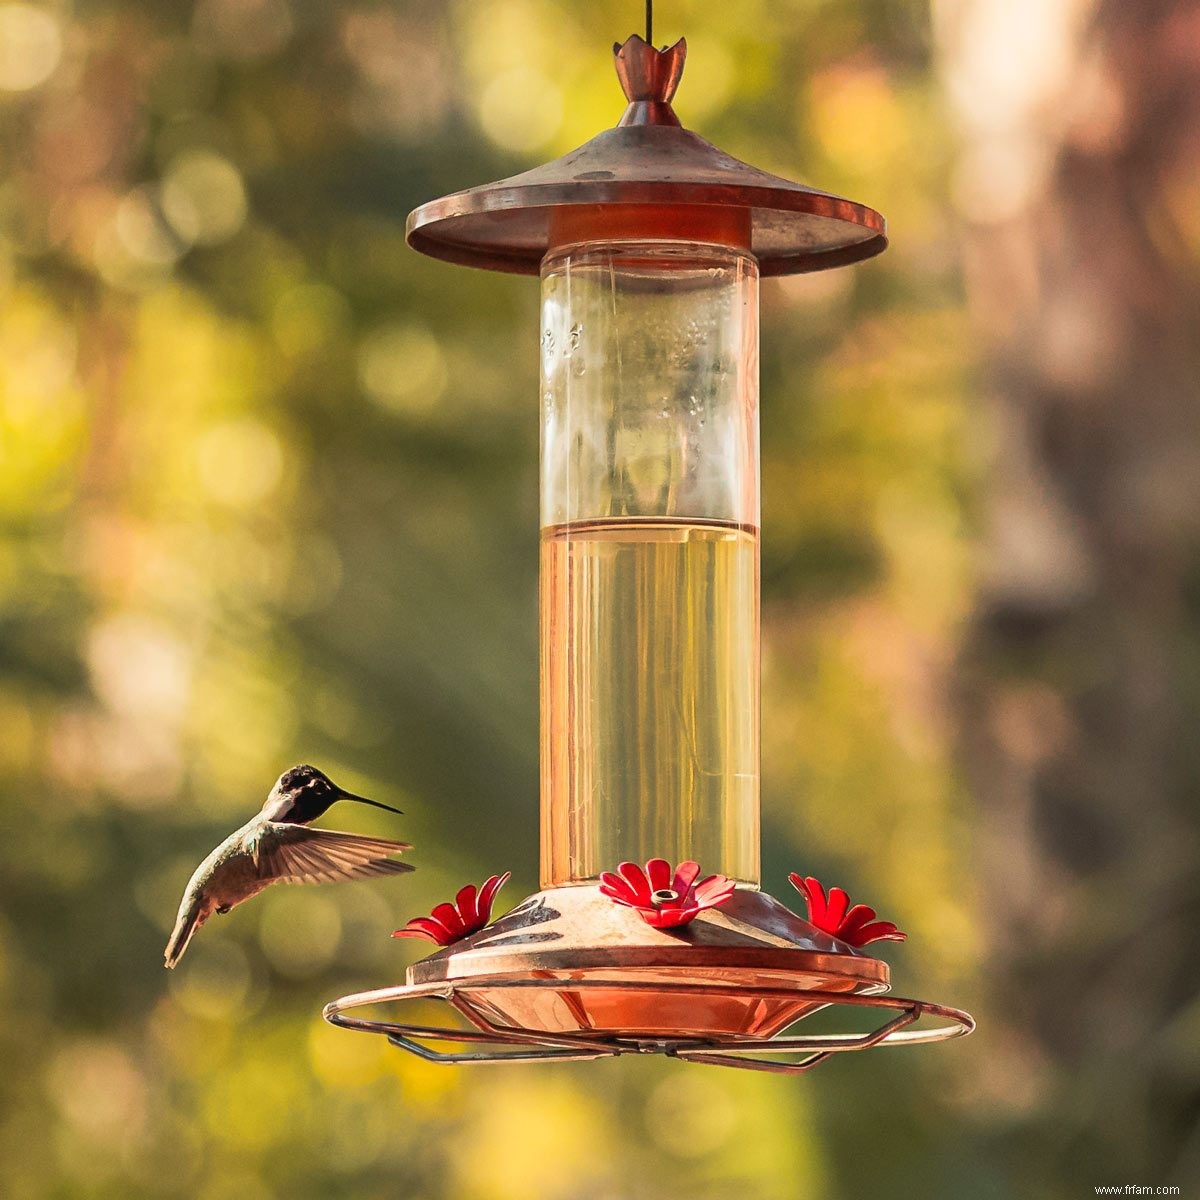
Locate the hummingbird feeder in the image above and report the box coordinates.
[324,20,974,1073]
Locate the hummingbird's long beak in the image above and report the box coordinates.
[338,789,403,815]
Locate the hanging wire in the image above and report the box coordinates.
[645,0,653,45]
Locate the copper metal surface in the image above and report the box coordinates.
[405,36,886,276]
[402,885,886,1039]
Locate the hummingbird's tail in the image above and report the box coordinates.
[164,902,205,969]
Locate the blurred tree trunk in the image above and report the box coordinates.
[945,0,1200,1186]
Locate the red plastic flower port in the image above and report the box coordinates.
[392,872,511,946]
[599,859,735,930]
[788,874,907,948]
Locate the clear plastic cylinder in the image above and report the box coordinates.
[539,241,760,886]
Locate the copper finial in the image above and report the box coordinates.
[613,35,686,127]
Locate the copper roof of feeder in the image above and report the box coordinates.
[406,36,887,277]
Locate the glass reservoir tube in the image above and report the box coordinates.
[540,241,760,887]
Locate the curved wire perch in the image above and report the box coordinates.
[386,1033,613,1066]
[323,980,619,1063]
[667,1006,923,1074]
[323,977,974,1073]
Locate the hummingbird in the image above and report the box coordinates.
[164,764,413,968]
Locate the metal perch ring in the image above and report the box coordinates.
[323,976,974,1075]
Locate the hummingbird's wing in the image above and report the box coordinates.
[253,823,414,886]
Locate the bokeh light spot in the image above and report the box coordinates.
[87,614,191,721]
[952,139,1048,223]
[0,4,61,91]
[48,1041,147,1142]
[115,187,185,266]
[478,67,563,153]
[194,417,284,507]
[161,151,248,247]
[808,66,908,173]
[357,321,448,413]
[0,291,77,406]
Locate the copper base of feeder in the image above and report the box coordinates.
[323,887,974,1073]
[408,886,887,1040]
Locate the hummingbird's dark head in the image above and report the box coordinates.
[263,764,402,824]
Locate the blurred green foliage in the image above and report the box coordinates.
[1,0,1163,1196]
